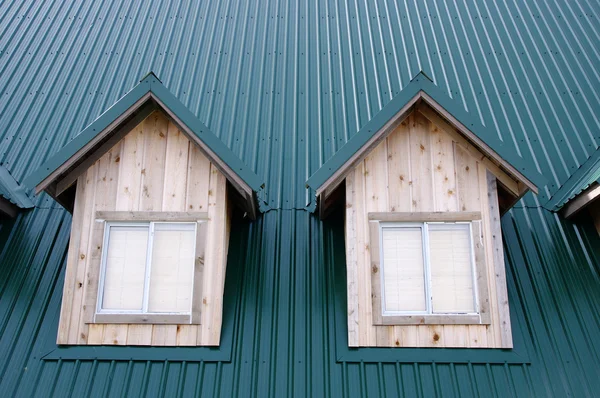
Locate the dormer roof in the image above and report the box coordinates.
[24,73,264,219]
[306,72,545,213]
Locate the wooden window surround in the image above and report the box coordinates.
[369,212,491,326]
[85,212,208,326]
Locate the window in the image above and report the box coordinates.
[94,221,204,324]
[370,214,490,326]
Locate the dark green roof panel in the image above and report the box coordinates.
[0,0,599,396]
[0,0,598,209]
[1,206,599,396]
[0,166,34,209]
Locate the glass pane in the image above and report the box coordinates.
[102,225,149,311]
[148,223,196,313]
[381,227,427,312]
[429,224,476,313]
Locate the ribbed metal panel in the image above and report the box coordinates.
[1,0,599,396]
[0,0,598,208]
[0,207,599,397]
[0,165,34,208]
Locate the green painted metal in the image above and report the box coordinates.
[306,72,546,192]
[0,206,599,397]
[0,166,34,209]
[545,147,600,210]
[0,0,599,396]
[23,72,265,198]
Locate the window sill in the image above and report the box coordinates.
[92,313,193,324]
[374,313,490,326]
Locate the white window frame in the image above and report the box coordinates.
[379,222,479,317]
[95,221,197,324]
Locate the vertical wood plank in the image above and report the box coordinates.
[430,118,458,212]
[408,112,434,212]
[154,120,191,346]
[408,112,435,346]
[186,145,212,212]
[487,171,513,348]
[82,142,122,344]
[345,170,359,347]
[454,142,487,347]
[116,122,148,344]
[364,140,392,346]
[69,167,98,344]
[140,112,168,211]
[479,164,500,347]
[198,165,228,345]
[384,123,414,346]
[102,324,127,345]
[386,119,412,212]
[151,325,178,346]
[115,123,144,211]
[139,113,169,345]
[87,325,104,345]
[354,162,375,346]
[59,174,87,344]
[187,146,212,345]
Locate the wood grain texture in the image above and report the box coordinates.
[56,111,230,346]
[345,110,513,348]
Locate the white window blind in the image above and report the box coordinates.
[102,226,149,310]
[381,227,426,312]
[428,224,475,313]
[148,223,196,313]
[380,222,477,315]
[99,222,197,316]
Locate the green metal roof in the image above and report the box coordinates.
[0,205,599,397]
[0,0,597,210]
[0,0,599,396]
[0,165,34,209]
[545,147,600,210]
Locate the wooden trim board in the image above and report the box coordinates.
[369,211,481,222]
[95,211,209,222]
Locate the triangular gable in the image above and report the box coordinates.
[306,71,545,213]
[24,72,264,219]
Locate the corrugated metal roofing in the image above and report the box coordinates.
[0,0,598,209]
[0,0,599,396]
[0,206,599,397]
[0,165,34,209]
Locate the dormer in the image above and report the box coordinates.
[307,73,544,348]
[25,73,264,346]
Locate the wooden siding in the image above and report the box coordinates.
[345,110,514,348]
[57,111,231,346]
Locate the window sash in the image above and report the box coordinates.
[97,221,197,317]
[379,222,478,317]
